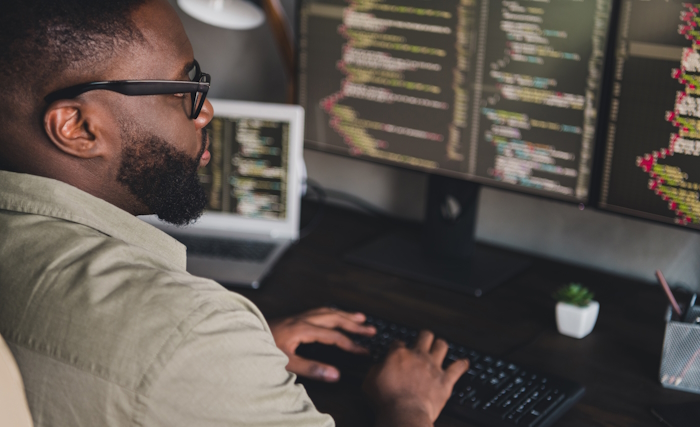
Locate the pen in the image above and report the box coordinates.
[656,270,682,317]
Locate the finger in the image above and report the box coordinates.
[304,309,365,325]
[386,339,406,354]
[302,307,337,316]
[304,312,376,336]
[430,338,449,364]
[287,355,341,382]
[414,330,435,353]
[303,307,359,320]
[300,307,371,328]
[443,358,470,387]
[301,326,369,354]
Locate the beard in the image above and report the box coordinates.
[117,124,208,226]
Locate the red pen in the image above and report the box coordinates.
[656,270,682,317]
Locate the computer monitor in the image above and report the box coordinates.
[598,0,700,230]
[297,0,614,295]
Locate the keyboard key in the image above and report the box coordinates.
[497,397,517,415]
[452,384,474,399]
[517,410,540,426]
[490,374,510,389]
[532,390,565,415]
[443,352,460,369]
[511,385,528,400]
[457,392,473,405]
[485,384,514,411]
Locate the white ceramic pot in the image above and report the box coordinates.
[555,301,599,339]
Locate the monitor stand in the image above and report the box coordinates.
[345,175,532,297]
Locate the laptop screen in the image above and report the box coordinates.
[200,117,290,220]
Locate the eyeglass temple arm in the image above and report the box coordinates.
[109,82,210,96]
[45,81,209,103]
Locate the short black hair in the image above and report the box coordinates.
[0,0,148,123]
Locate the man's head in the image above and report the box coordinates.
[0,0,213,225]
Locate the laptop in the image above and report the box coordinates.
[142,99,305,289]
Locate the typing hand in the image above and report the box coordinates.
[269,307,376,382]
[363,330,470,427]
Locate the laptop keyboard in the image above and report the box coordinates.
[173,234,276,262]
[296,312,585,427]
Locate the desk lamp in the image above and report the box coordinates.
[176,0,295,102]
[177,0,265,30]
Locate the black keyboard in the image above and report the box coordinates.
[173,234,275,262]
[297,313,584,427]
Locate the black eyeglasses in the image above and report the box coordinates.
[44,60,211,120]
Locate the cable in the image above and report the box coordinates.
[324,189,390,219]
[304,178,389,219]
[299,179,397,238]
[298,179,327,239]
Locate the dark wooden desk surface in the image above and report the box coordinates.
[237,203,700,427]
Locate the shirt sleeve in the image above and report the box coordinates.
[135,305,335,427]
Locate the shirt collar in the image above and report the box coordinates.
[0,171,187,270]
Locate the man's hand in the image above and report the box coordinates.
[269,307,376,382]
[363,330,470,427]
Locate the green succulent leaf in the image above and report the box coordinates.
[552,283,594,307]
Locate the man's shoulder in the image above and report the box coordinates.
[0,209,263,393]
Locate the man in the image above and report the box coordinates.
[0,1,469,426]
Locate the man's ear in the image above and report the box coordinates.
[44,100,107,159]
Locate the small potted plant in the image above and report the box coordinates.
[552,283,599,339]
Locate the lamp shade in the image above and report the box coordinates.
[177,0,265,30]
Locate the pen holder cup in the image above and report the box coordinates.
[660,307,700,395]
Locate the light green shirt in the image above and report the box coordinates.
[0,171,333,427]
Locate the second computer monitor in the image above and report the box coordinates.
[599,0,700,229]
[298,0,613,203]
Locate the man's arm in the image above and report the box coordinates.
[136,306,334,427]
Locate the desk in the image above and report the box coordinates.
[237,203,700,426]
